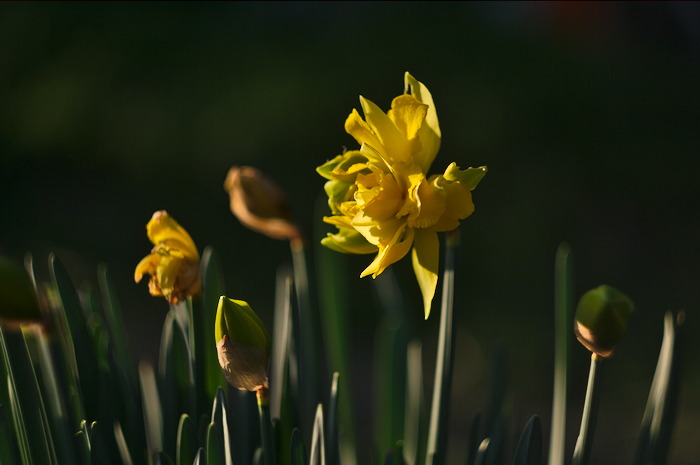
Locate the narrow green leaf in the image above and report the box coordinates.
[384,442,407,465]
[479,417,506,465]
[22,326,77,465]
[98,264,135,385]
[473,438,490,465]
[193,447,206,465]
[633,311,683,465]
[289,428,306,465]
[252,447,265,465]
[205,422,224,465]
[511,416,542,465]
[0,326,57,464]
[208,387,232,465]
[270,268,293,421]
[114,422,135,465]
[0,403,20,465]
[139,361,163,459]
[159,309,196,458]
[99,266,146,460]
[270,269,294,465]
[309,404,326,465]
[50,255,103,425]
[314,193,358,465]
[326,372,340,465]
[548,244,572,465]
[290,243,321,437]
[176,414,197,465]
[199,248,226,403]
[230,390,255,464]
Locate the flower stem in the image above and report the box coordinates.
[425,229,459,465]
[257,387,275,465]
[572,354,602,465]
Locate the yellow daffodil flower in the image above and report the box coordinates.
[134,210,201,304]
[318,73,486,318]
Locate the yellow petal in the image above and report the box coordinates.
[321,227,378,255]
[345,109,383,156]
[134,253,158,283]
[361,225,415,278]
[359,96,411,164]
[443,163,487,190]
[431,179,474,232]
[388,94,428,140]
[408,177,447,229]
[146,211,199,260]
[351,210,403,247]
[354,170,403,221]
[404,72,441,172]
[411,228,439,319]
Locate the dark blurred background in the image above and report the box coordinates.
[1,2,698,464]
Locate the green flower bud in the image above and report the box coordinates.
[215,296,270,391]
[0,256,42,328]
[574,285,634,358]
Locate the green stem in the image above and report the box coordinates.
[257,388,275,465]
[572,355,602,465]
[425,229,459,465]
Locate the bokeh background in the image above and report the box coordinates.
[1,2,698,464]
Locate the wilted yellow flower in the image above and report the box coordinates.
[224,166,301,245]
[134,210,201,304]
[318,73,486,318]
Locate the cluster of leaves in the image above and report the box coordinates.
[0,243,684,465]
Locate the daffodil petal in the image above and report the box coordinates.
[360,225,415,278]
[321,227,377,255]
[432,177,475,232]
[359,96,411,164]
[411,228,439,319]
[345,109,384,156]
[443,163,487,190]
[388,94,428,140]
[405,72,441,171]
[408,177,447,229]
[146,211,199,260]
[134,254,158,283]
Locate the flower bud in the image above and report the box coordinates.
[0,256,42,328]
[224,166,301,244]
[574,285,634,358]
[215,296,269,391]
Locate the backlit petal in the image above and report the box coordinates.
[405,72,441,171]
[360,225,415,278]
[321,227,377,255]
[360,96,411,164]
[146,211,199,260]
[411,228,439,319]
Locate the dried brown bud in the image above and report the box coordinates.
[224,166,301,243]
